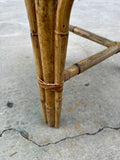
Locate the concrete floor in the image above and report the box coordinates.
[0,0,120,159]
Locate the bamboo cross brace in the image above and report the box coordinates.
[64,44,120,82]
[69,25,115,47]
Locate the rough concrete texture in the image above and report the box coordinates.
[0,0,120,159]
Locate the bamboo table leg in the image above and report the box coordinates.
[35,0,57,127]
[25,0,47,123]
[55,0,74,128]
[24,0,120,128]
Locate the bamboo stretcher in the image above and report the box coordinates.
[25,0,120,128]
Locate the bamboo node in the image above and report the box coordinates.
[31,32,38,36]
[37,78,64,92]
[40,99,45,104]
[55,30,68,36]
[74,63,81,74]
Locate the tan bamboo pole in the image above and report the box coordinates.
[55,0,74,128]
[35,0,57,127]
[69,25,114,47]
[24,0,47,123]
[64,44,120,82]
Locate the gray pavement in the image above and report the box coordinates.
[0,0,120,159]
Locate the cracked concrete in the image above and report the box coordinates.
[0,126,120,148]
[0,128,120,160]
[1,0,120,159]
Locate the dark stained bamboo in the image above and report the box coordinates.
[35,0,57,127]
[55,0,74,128]
[24,0,47,123]
[69,25,114,47]
[64,44,120,82]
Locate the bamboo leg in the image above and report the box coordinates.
[25,0,47,123]
[35,0,57,127]
[55,0,74,128]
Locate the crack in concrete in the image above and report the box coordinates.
[0,126,120,148]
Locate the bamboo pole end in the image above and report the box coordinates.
[114,42,120,52]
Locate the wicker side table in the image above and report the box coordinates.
[25,0,120,128]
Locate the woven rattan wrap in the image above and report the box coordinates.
[37,78,64,92]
